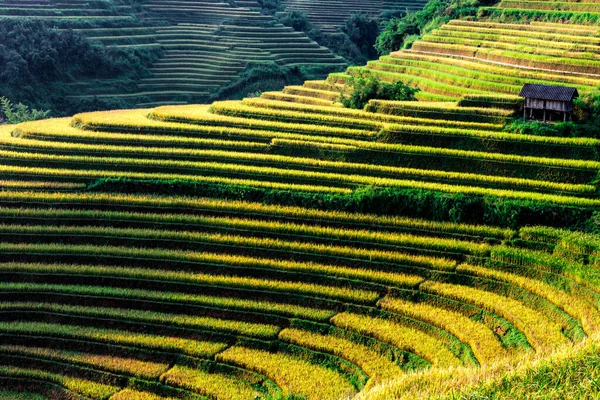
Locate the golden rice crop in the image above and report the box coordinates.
[0,191,514,239]
[260,92,342,107]
[331,312,461,368]
[0,223,456,272]
[4,144,588,194]
[457,264,600,335]
[241,97,505,130]
[5,163,597,208]
[0,345,168,379]
[0,207,489,257]
[0,321,228,358]
[0,281,334,321]
[170,99,598,147]
[378,296,506,365]
[75,107,373,140]
[0,366,120,400]
[216,346,356,400]
[0,260,379,304]
[279,328,404,386]
[0,164,351,195]
[110,389,179,400]
[61,107,600,171]
[490,246,566,274]
[14,118,269,150]
[490,246,600,294]
[521,226,600,258]
[383,51,600,87]
[0,180,85,190]
[209,101,381,130]
[367,100,514,116]
[271,138,358,152]
[161,365,263,400]
[0,302,281,339]
[385,120,599,147]
[260,90,341,107]
[420,281,570,353]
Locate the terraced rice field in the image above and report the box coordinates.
[3,61,600,396]
[277,0,429,34]
[349,9,600,100]
[1,0,346,108]
[4,0,600,398]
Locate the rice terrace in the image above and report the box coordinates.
[3,0,600,399]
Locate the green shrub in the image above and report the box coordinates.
[0,97,49,124]
[340,70,419,109]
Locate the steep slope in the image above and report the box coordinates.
[358,18,600,100]
[278,0,429,34]
[0,0,346,110]
[3,99,600,397]
[2,0,600,399]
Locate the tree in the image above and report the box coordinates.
[342,13,379,60]
[340,69,419,109]
[0,96,50,124]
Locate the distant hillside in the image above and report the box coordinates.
[278,0,428,34]
[0,0,348,112]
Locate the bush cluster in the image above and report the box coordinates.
[340,70,419,109]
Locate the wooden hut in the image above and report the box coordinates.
[519,83,579,122]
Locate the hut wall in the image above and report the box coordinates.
[525,98,545,109]
[546,100,570,112]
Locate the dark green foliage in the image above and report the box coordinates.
[503,120,600,138]
[340,70,419,109]
[0,97,50,124]
[375,0,498,55]
[87,178,594,230]
[0,19,161,116]
[279,10,316,33]
[258,0,284,14]
[574,91,600,123]
[342,13,380,60]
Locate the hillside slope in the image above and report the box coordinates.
[0,0,346,110]
[277,0,429,34]
[2,0,600,399]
